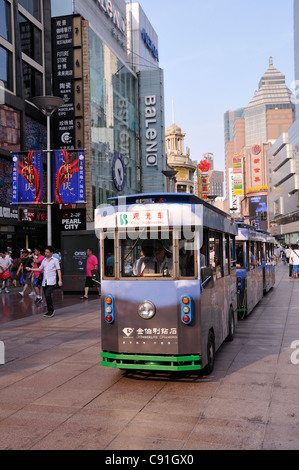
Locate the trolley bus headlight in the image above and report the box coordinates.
[104,296,115,323]
[181,295,193,325]
[138,301,156,320]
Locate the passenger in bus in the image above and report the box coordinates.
[135,241,173,276]
[200,246,206,268]
[236,246,244,268]
[151,242,173,275]
[250,251,257,267]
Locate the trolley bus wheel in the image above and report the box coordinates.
[226,308,235,342]
[205,331,215,375]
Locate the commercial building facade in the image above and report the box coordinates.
[0,0,51,251]
[0,0,165,252]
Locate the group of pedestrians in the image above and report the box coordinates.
[0,246,62,318]
[276,244,299,278]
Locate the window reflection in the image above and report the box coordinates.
[0,0,12,42]
[90,29,139,209]
[18,12,42,65]
[18,0,41,22]
[0,46,13,91]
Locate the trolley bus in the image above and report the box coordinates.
[95,193,238,373]
[236,223,275,320]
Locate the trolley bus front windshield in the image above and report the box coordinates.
[102,229,197,280]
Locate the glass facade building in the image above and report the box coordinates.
[89,28,139,207]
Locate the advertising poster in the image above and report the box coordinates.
[249,195,268,231]
[53,149,85,204]
[12,151,43,204]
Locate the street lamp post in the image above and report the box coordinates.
[31,96,64,246]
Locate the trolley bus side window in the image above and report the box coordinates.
[103,236,115,278]
[236,241,245,268]
[209,231,224,279]
[230,236,236,269]
[178,233,197,278]
[224,234,230,275]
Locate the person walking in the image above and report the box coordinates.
[27,246,62,318]
[11,254,21,287]
[80,248,100,300]
[287,245,293,277]
[0,251,11,294]
[290,245,299,279]
[32,247,44,304]
[17,250,34,297]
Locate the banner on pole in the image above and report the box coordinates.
[53,149,85,204]
[12,151,43,205]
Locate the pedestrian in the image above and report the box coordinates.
[32,247,44,304]
[17,250,34,297]
[26,246,62,318]
[11,254,21,287]
[288,245,294,277]
[0,251,11,294]
[290,245,299,279]
[80,248,101,300]
[274,245,280,265]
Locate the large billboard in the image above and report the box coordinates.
[249,195,268,231]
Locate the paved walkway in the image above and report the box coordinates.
[0,262,298,450]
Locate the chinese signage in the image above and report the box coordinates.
[232,155,244,196]
[20,208,47,222]
[248,144,263,191]
[53,150,85,204]
[198,161,210,200]
[12,151,43,205]
[117,210,169,228]
[229,169,241,214]
[52,16,84,150]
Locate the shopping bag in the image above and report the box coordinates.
[0,270,12,281]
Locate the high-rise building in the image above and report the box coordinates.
[266,0,299,243]
[225,58,294,227]
[0,0,165,252]
[244,57,294,147]
[127,2,166,193]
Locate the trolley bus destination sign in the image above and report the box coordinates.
[117,210,169,227]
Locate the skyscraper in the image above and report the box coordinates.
[244,57,294,147]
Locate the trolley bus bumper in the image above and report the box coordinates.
[101,352,202,371]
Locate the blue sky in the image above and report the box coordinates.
[137,0,294,171]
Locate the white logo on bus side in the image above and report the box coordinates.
[0,341,5,365]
